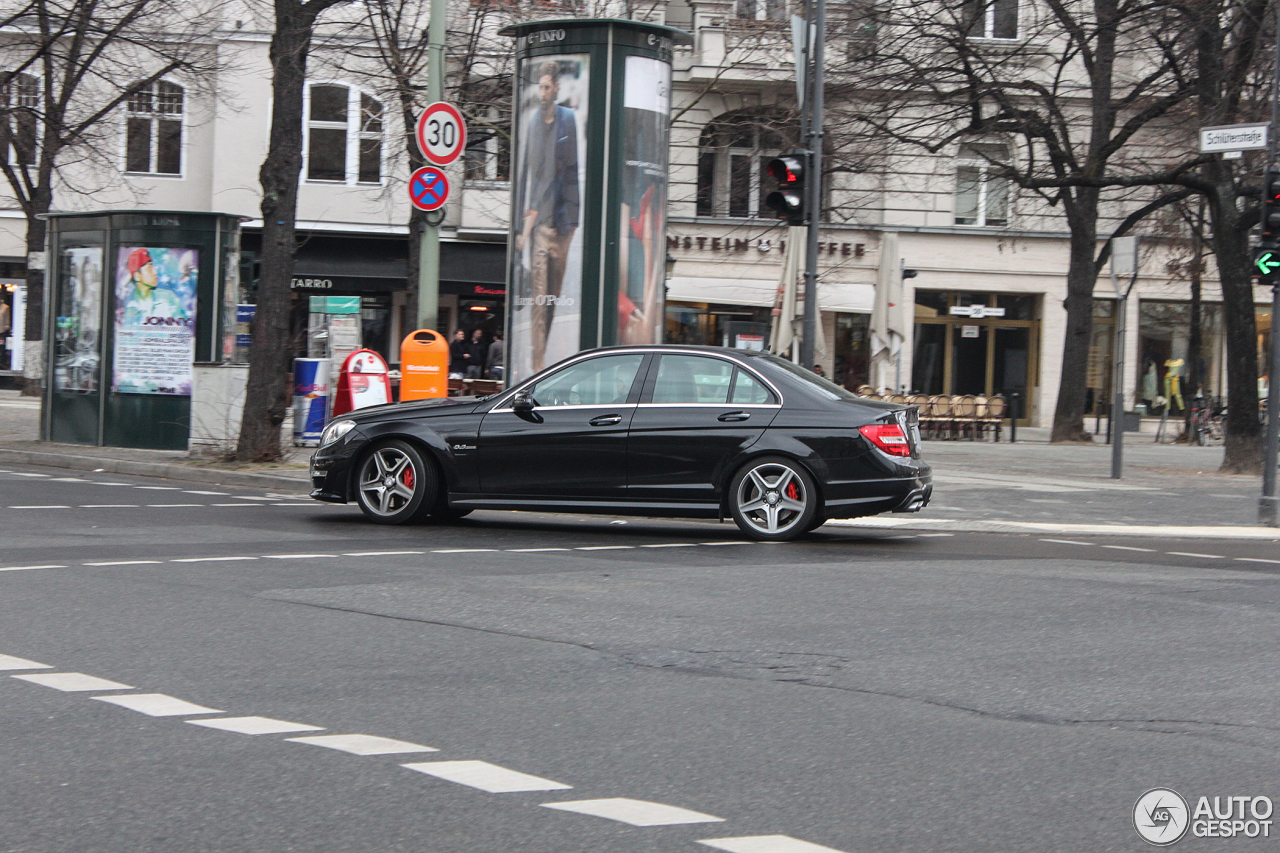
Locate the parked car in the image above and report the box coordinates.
[309,345,931,541]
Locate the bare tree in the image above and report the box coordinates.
[235,0,352,461]
[0,0,223,394]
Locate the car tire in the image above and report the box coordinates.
[354,439,437,524]
[728,456,819,542]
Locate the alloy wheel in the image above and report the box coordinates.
[358,445,419,517]
[735,461,808,536]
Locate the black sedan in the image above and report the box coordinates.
[310,345,932,541]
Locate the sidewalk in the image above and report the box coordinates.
[2,390,1276,536]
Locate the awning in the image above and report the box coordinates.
[666,276,874,313]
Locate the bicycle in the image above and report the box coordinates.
[1189,395,1225,446]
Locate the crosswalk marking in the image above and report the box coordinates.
[187,716,324,735]
[698,836,852,853]
[0,654,51,670]
[92,693,222,717]
[13,672,133,692]
[542,797,724,826]
[401,760,571,793]
[287,734,437,755]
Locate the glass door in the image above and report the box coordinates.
[49,240,106,444]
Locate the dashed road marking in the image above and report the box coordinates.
[542,797,725,826]
[0,654,51,670]
[916,533,956,537]
[13,672,133,692]
[134,486,180,491]
[92,693,222,717]
[342,551,425,557]
[262,554,337,560]
[699,836,851,853]
[84,560,163,566]
[48,477,85,482]
[642,543,698,548]
[1166,551,1225,559]
[10,473,48,477]
[401,760,572,793]
[79,504,140,508]
[287,734,437,755]
[432,548,497,553]
[90,482,131,486]
[1039,539,1094,546]
[1101,545,1157,552]
[146,504,204,508]
[0,565,67,572]
[576,545,634,551]
[507,547,571,552]
[9,505,69,509]
[187,716,325,735]
[699,541,754,546]
[231,496,276,501]
[212,503,258,507]
[171,556,259,563]
[1235,557,1280,565]
[183,490,229,495]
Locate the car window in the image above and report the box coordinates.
[731,369,776,404]
[527,354,644,407]
[652,355,734,404]
[757,354,860,401]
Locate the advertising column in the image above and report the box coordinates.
[501,19,690,383]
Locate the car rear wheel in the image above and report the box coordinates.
[355,439,436,524]
[728,456,819,541]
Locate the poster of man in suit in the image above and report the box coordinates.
[509,55,588,380]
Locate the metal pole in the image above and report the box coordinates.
[417,0,445,333]
[1259,1,1280,525]
[1010,393,1019,443]
[800,0,824,370]
[1111,286,1126,479]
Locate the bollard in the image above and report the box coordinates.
[1010,392,1020,443]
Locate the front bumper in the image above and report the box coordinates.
[308,438,362,503]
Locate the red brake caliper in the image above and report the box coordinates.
[403,466,415,490]
[786,482,800,501]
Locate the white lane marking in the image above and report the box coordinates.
[273,503,312,506]
[187,716,324,735]
[1235,557,1280,565]
[506,548,571,552]
[262,554,337,560]
[134,486,180,491]
[698,835,851,853]
[146,504,204,508]
[212,503,257,507]
[576,545,634,551]
[642,543,698,548]
[184,491,228,495]
[541,798,725,826]
[84,560,162,566]
[916,533,956,537]
[401,760,572,793]
[92,693,222,717]
[287,734,437,755]
[1166,551,1225,559]
[13,672,133,692]
[8,505,69,509]
[0,654,51,670]
[231,496,276,501]
[342,551,425,557]
[79,504,140,508]
[699,542,754,546]
[431,549,497,553]
[0,565,67,572]
[90,482,131,486]
[1039,539,1095,546]
[1101,545,1157,552]
[171,556,259,563]
[48,477,85,482]
[10,473,48,477]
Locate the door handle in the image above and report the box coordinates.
[718,411,751,422]
[589,414,623,426]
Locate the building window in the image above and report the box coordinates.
[125,80,183,175]
[463,116,510,182]
[735,0,787,21]
[954,143,1010,227]
[696,117,795,219]
[965,0,1019,39]
[306,83,383,184]
[846,1,885,60]
[1,72,38,166]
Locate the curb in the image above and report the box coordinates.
[0,447,310,492]
[828,517,1280,540]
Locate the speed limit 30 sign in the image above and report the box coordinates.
[416,102,467,166]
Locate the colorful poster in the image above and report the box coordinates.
[112,246,197,395]
[618,55,671,347]
[54,247,103,391]
[509,53,589,380]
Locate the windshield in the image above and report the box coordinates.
[756,354,862,401]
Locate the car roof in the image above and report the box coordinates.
[574,344,771,359]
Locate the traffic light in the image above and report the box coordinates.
[764,154,808,225]
[1263,167,1280,249]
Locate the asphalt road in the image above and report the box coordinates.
[2,462,1280,852]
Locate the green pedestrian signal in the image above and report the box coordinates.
[1256,250,1280,277]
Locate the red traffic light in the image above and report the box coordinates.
[766,156,805,183]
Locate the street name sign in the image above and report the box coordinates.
[408,166,450,211]
[1199,123,1269,154]
[416,102,467,166]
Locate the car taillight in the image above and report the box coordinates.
[859,422,911,457]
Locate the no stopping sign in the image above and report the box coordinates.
[416,102,467,166]
[409,166,449,211]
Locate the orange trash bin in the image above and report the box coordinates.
[399,329,449,400]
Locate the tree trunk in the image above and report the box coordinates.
[236,2,321,461]
[1051,188,1101,442]
[1204,167,1262,473]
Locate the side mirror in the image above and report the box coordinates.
[512,390,535,415]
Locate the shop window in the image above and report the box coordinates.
[305,83,383,184]
[1258,306,1272,402]
[955,143,1010,227]
[1137,301,1223,415]
[696,115,797,219]
[126,80,183,176]
[1,72,38,167]
[834,313,870,390]
[964,0,1018,39]
[1086,299,1114,415]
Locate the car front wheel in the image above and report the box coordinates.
[728,456,819,541]
[354,439,436,524]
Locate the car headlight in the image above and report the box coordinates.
[319,419,356,448]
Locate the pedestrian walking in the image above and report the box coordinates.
[449,329,467,378]
[487,332,505,380]
[466,328,486,379]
